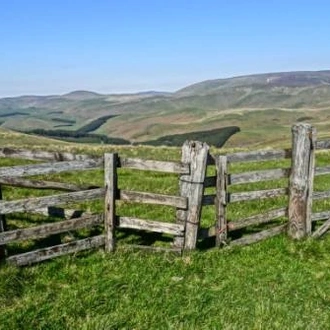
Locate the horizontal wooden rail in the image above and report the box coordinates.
[229,224,287,246]
[316,140,330,150]
[120,244,182,253]
[0,188,104,215]
[7,235,105,266]
[229,188,288,203]
[227,208,287,231]
[0,177,95,191]
[315,166,330,176]
[119,190,187,208]
[227,149,291,163]
[313,190,330,200]
[119,157,189,174]
[230,168,290,185]
[0,214,103,245]
[118,217,184,236]
[0,148,96,162]
[312,217,330,238]
[0,159,102,178]
[312,211,330,222]
[207,149,291,165]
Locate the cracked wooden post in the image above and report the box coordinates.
[104,153,118,252]
[176,141,209,250]
[215,156,228,246]
[288,123,316,239]
[0,185,7,259]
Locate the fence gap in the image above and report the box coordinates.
[104,153,118,252]
[176,141,209,250]
[288,123,316,239]
[215,156,228,246]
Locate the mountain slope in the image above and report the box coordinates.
[1,70,330,147]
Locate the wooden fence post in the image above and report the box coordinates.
[176,141,209,250]
[215,156,228,246]
[288,123,316,239]
[104,153,118,252]
[0,185,7,259]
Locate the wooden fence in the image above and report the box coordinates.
[1,123,330,266]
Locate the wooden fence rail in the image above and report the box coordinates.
[2,122,330,266]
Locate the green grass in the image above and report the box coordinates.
[2,147,330,328]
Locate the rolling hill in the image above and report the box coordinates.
[1,70,330,147]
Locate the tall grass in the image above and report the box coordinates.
[1,147,330,329]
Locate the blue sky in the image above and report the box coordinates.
[1,0,330,97]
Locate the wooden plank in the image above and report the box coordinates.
[316,140,330,150]
[216,156,228,246]
[0,214,103,244]
[0,188,104,214]
[0,159,102,178]
[313,190,330,200]
[229,188,288,203]
[119,157,189,174]
[288,123,316,239]
[118,217,185,236]
[121,244,182,253]
[0,177,94,192]
[312,211,330,222]
[312,217,330,238]
[230,168,290,185]
[315,166,330,176]
[227,208,287,231]
[0,147,95,161]
[119,190,187,208]
[227,149,292,163]
[0,185,6,259]
[230,224,287,247]
[176,141,209,250]
[104,153,117,252]
[7,235,105,266]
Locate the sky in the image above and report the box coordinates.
[1,0,330,97]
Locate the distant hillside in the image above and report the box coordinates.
[2,70,330,147]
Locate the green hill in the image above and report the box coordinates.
[2,70,330,147]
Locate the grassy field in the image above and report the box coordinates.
[1,140,330,329]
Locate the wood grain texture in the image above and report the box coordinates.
[0,177,94,191]
[119,157,189,174]
[0,148,96,161]
[7,235,105,266]
[227,208,287,231]
[229,188,288,203]
[104,153,117,252]
[230,168,290,185]
[118,217,184,235]
[119,190,187,208]
[227,149,292,163]
[215,156,228,246]
[230,224,287,246]
[316,140,330,150]
[288,123,316,239]
[0,159,102,178]
[0,214,103,244]
[312,211,330,222]
[312,217,330,238]
[176,141,209,250]
[0,188,104,215]
[0,185,6,259]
